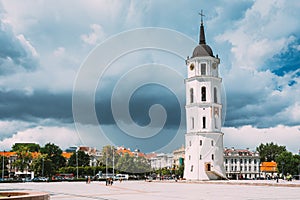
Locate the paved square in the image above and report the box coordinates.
[0,180,299,200]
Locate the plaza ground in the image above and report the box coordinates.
[0,180,300,200]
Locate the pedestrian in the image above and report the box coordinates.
[105,178,108,186]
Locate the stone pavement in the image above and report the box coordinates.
[0,180,299,200]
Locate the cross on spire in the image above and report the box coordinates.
[199,10,205,24]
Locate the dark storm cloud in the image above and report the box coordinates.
[0,90,72,122]
[0,18,38,75]
[95,84,182,128]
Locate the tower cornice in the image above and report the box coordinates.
[185,76,222,83]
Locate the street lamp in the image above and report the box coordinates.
[42,158,44,177]
[2,150,4,180]
[76,151,79,179]
[281,161,285,179]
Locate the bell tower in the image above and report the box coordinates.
[183,12,226,180]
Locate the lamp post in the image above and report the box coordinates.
[42,158,44,177]
[281,161,285,179]
[2,151,4,180]
[298,164,300,180]
[105,148,108,178]
[112,146,114,180]
[76,151,79,179]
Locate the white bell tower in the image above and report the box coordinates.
[183,12,226,180]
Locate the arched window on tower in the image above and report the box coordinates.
[201,63,206,75]
[201,87,206,101]
[190,88,194,103]
[202,117,206,129]
[214,87,218,103]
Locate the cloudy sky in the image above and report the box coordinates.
[0,0,299,153]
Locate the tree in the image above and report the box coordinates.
[99,145,120,168]
[276,151,300,176]
[30,154,51,177]
[116,153,151,174]
[256,142,286,162]
[40,143,66,176]
[12,146,32,172]
[12,143,40,152]
[68,151,90,167]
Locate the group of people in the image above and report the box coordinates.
[105,177,113,186]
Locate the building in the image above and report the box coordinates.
[224,147,260,180]
[183,13,226,180]
[172,146,185,170]
[77,146,102,166]
[149,153,173,170]
[260,161,277,179]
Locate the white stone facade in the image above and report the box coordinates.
[224,148,260,180]
[183,21,226,180]
[150,153,173,170]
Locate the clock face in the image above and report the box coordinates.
[190,64,194,71]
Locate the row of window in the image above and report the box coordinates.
[190,87,218,103]
[226,166,258,172]
[188,154,214,161]
[189,139,213,147]
[225,158,258,164]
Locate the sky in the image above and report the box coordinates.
[0,0,299,153]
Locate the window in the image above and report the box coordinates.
[240,166,243,171]
[191,165,193,172]
[212,154,214,160]
[240,159,243,164]
[254,166,257,171]
[190,88,194,103]
[202,117,206,129]
[234,166,237,171]
[254,159,257,164]
[234,159,237,164]
[201,86,206,101]
[201,63,206,75]
[225,166,228,171]
[225,159,228,164]
[249,159,252,164]
[200,140,202,146]
[200,155,202,160]
[231,159,233,164]
[189,155,191,160]
[191,117,194,129]
[214,87,217,103]
[249,166,251,171]
[211,140,214,146]
[231,166,233,171]
[189,141,191,146]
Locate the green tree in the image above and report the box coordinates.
[30,154,51,177]
[12,146,32,172]
[115,153,134,172]
[99,145,120,168]
[12,143,40,152]
[116,153,151,173]
[256,142,286,162]
[40,143,66,176]
[276,151,300,176]
[68,151,90,167]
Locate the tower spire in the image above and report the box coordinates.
[199,10,206,45]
